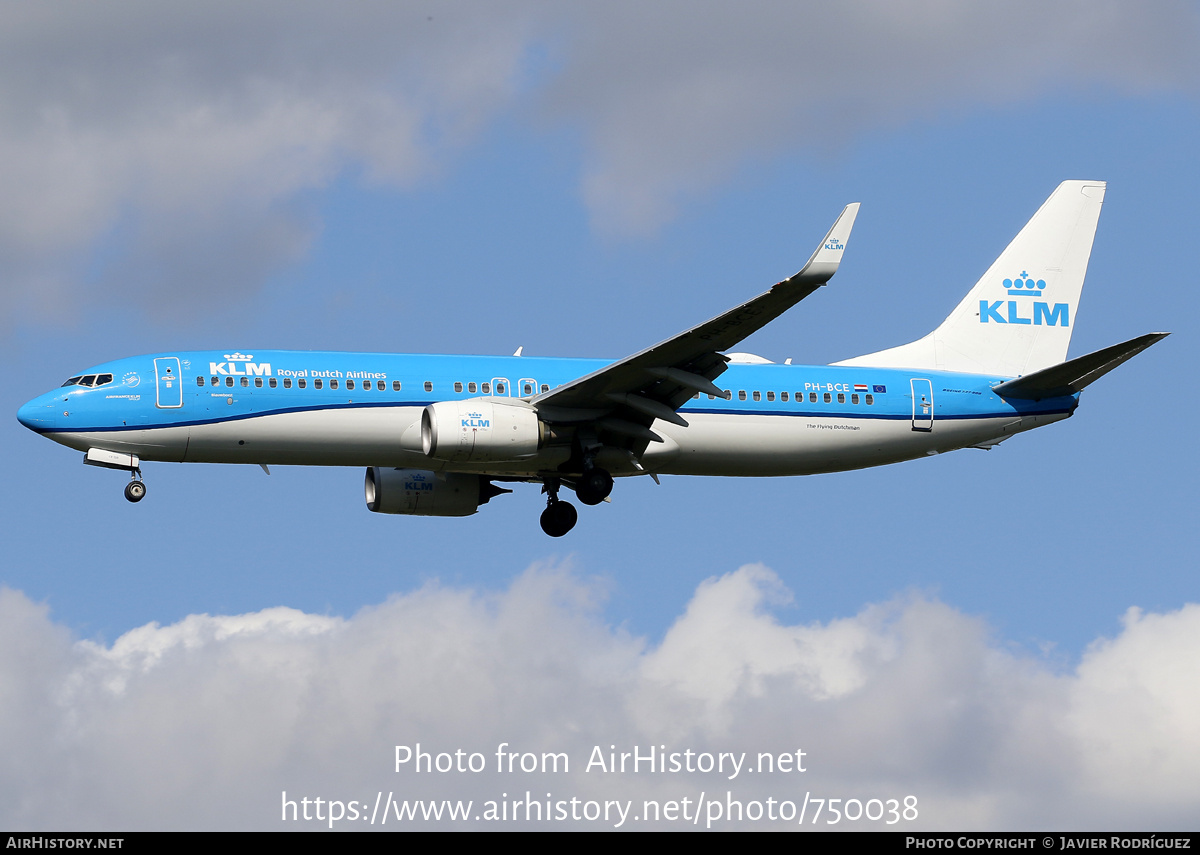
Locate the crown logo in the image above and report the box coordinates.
[1003,272,1046,297]
[223,352,253,360]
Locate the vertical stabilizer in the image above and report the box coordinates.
[836,181,1105,376]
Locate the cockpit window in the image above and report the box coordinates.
[61,374,113,388]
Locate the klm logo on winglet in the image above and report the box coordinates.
[825,237,844,251]
[461,412,490,428]
[980,271,1069,327]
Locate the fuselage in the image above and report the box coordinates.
[16,349,1077,479]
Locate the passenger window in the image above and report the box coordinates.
[255,377,263,388]
[424,381,433,392]
[226,377,234,387]
[823,393,831,403]
[241,377,249,387]
[269,378,277,388]
[210,376,219,386]
[496,382,506,394]
[523,383,533,395]
[767,391,775,401]
[468,382,477,393]
[346,379,354,390]
[314,379,323,390]
[865,394,874,405]
[298,379,306,389]
[851,393,859,404]
[196,376,204,387]
[455,382,463,393]
[724,390,732,400]
[837,393,845,403]
[283,378,292,389]
[392,381,401,391]
[482,382,491,394]
[752,391,761,402]
[330,379,339,390]
[707,394,715,400]
[781,391,789,402]
[541,384,549,393]
[738,390,747,401]
[809,392,817,403]
[693,392,699,399]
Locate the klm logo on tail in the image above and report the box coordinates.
[980,271,1069,327]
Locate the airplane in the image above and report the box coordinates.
[16,180,1166,537]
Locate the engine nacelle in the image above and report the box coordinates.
[364,467,505,517]
[421,399,542,462]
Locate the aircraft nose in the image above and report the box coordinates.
[17,394,57,431]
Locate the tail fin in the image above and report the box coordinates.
[836,180,1106,377]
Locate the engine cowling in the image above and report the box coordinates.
[364,467,506,517]
[421,399,542,462]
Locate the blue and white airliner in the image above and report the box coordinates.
[17,181,1166,535]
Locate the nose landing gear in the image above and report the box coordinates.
[124,472,147,503]
[82,449,147,503]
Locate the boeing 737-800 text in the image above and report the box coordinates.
[17,181,1166,536]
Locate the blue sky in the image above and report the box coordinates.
[2,2,1198,830]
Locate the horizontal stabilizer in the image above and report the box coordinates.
[993,333,1168,400]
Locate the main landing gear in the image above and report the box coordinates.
[539,480,578,537]
[124,472,146,503]
[538,465,615,536]
[575,466,613,506]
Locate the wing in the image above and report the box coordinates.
[532,203,860,448]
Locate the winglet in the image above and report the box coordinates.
[792,202,860,284]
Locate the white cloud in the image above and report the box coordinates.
[0,2,536,321]
[543,0,1199,234]
[1,2,1196,322]
[2,564,1198,830]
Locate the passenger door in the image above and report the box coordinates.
[154,357,184,408]
[910,378,933,431]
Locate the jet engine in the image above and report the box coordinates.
[364,467,509,517]
[421,400,542,462]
